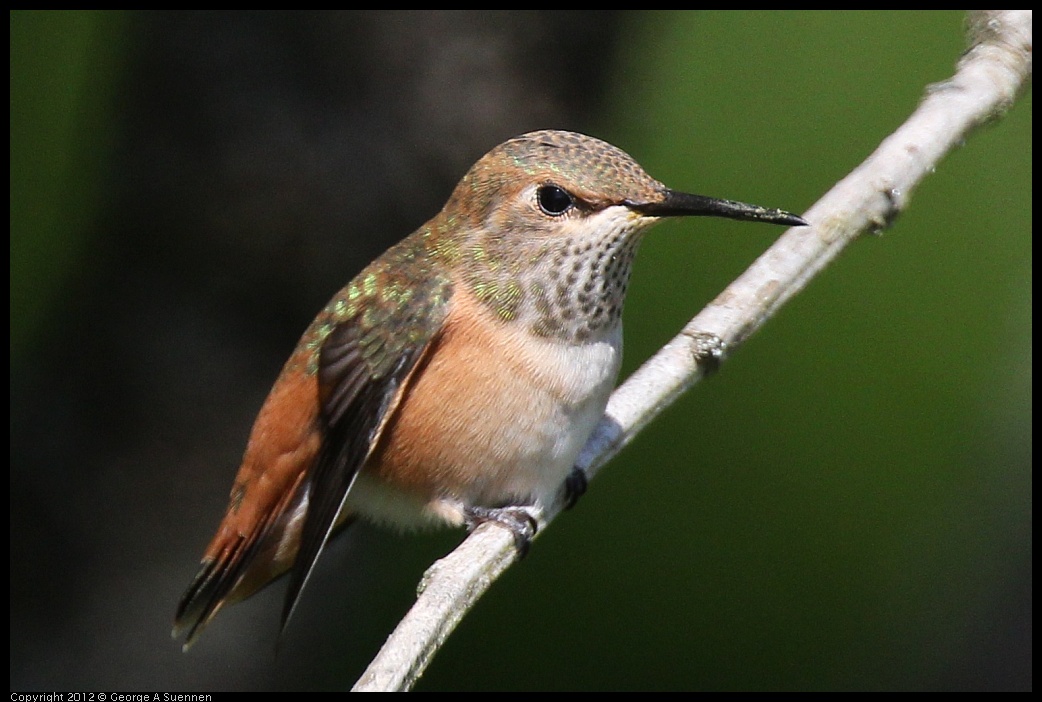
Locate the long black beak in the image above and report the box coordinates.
[628,189,808,227]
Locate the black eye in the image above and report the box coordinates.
[537,184,574,216]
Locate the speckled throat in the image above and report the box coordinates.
[460,206,655,344]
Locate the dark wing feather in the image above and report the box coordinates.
[279,266,452,631]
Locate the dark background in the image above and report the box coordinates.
[11,11,1031,690]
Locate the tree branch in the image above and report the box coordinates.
[352,10,1032,692]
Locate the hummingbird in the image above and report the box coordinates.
[173,129,806,649]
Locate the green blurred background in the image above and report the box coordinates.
[10,11,1030,691]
